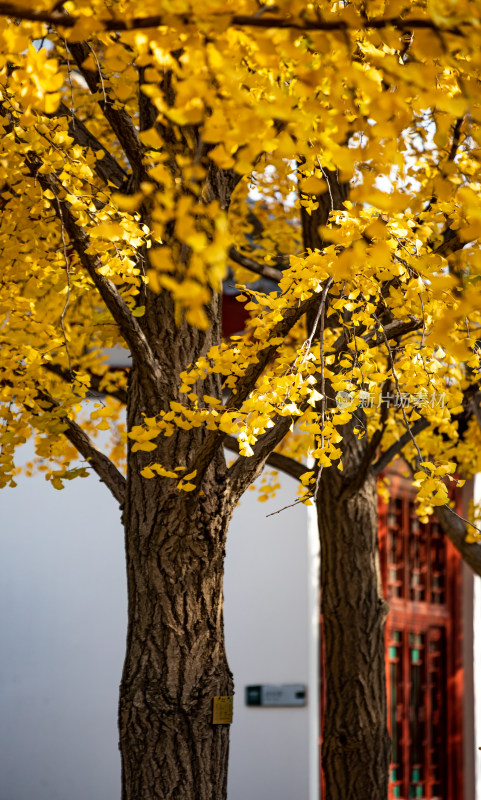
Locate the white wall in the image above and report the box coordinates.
[224,480,312,800]
[0,456,314,800]
[0,455,126,800]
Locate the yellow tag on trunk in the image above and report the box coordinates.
[212,696,233,724]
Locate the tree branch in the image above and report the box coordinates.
[372,417,431,476]
[227,416,297,503]
[35,388,126,506]
[187,285,329,486]
[340,379,392,498]
[0,6,467,36]
[56,102,127,189]
[26,153,165,403]
[447,116,464,163]
[393,448,481,576]
[433,230,465,257]
[299,166,350,253]
[470,390,481,430]
[43,363,128,405]
[226,277,331,498]
[332,315,423,356]
[427,501,481,577]
[228,247,283,283]
[373,313,425,468]
[67,41,146,186]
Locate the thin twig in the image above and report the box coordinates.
[63,39,75,129]
[313,277,333,500]
[316,156,334,213]
[42,362,128,405]
[419,292,426,349]
[373,313,424,465]
[267,277,333,512]
[87,43,108,103]
[56,197,73,379]
[266,495,309,517]
[442,503,481,538]
[303,277,334,361]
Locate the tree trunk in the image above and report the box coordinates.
[119,407,233,798]
[317,466,391,800]
[118,286,235,800]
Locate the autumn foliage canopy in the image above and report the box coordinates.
[1,0,481,529]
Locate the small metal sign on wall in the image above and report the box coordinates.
[245,684,307,707]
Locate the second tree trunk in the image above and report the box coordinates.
[317,468,391,800]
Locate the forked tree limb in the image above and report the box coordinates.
[221,308,421,495]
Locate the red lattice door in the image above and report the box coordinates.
[379,473,464,800]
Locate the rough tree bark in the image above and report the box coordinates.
[119,476,233,800]
[118,289,236,800]
[317,424,391,800]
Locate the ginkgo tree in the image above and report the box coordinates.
[2,1,481,799]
